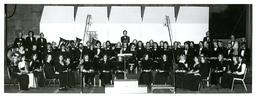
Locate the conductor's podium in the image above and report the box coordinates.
[105,79,148,94]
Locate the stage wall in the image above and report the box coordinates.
[40,6,209,44]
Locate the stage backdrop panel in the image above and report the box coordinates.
[40,6,209,44]
[40,6,75,43]
[74,7,108,44]
[172,6,209,44]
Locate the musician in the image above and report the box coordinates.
[152,42,160,60]
[13,32,25,48]
[154,54,171,84]
[18,45,26,57]
[149,40,154,48]
[27,45,38,60]
[115,42,122,54]
[132,39,137,44]
[57,44,68,58]
[139,54,153,86]
[239,42,249,64]
[184,56,201,91]
[176,54,189,72]
[99,54,113,86]
[104,41,113,58]
[17,55,29,90]
[159,41,164,50]
[175,54,188,88]
[202,41,211,57]
[221,56,247,89]
[55,55,69,90]
[121,30,130,44]
[80,54,95,87]
[114,56,125,79]
[203,31,213,48]
[51,41,58,52]
[230,35,236,47]
[94,41,103,60]
[197,41,204,56]
[37,33,47,60]
[145,42,152,58]
[224,42,234,59]
[217,41,226,56]
[199,55,211,87]
[162,41,172,61]
[127,43,137,73]
[121,43,129,53]
[173,41,183,63]
[210,54,228,86]
[211,41,220,57]
[136,41,145,61]
[25,31,37,51]
[189,41,197,55]
[44,54,58,79]
[232,41,239,56]
[29,54,43,87]
[183,41,195,66]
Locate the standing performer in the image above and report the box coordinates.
[121,30,130,45]
[25,31,36,52]
[14,32,25,48]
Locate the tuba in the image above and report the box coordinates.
[75,37,82,47]
[58,37,68,48]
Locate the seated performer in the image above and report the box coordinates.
[121,30,130,44]
[184,56,201,91]
[99,54,113,86]
[221,56,247,89]
[210,54,228,86]
[136,41,145,61]
[44,54,58,79]
[127,43,137,73]
[114,56,126,79]
[199,56,211,87]
[17,55,30,90]
[80,54,95,87]
[66,57,75,88]
[154,54,171,85]
[175,54,188,88]
[139,54,153,86]
[55,55,69,90]
[29,54,43,87]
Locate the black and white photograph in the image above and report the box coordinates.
[3,3,253,94]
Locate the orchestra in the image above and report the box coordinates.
[6,30,249,92]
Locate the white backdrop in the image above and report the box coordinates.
[40,6,209,44]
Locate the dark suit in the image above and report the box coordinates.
[121,36,130,44]
[37,38,47,51]
[25,37,36,50]
[13,38,25,48]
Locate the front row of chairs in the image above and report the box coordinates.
[6,65,248,92]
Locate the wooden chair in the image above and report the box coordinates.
[231,68,247,92]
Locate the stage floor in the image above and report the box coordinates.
[4,83,251,93]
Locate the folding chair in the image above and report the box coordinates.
[231,68,247,92]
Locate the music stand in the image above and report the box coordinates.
[117,53,132,79]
